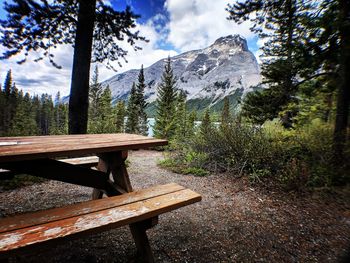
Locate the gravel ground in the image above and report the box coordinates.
[0,150,349,263]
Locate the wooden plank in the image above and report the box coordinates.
[0,183,185,233]
[0,188,202,253]
[59,156,99,167]
[0,159,120,196]
[0,137,167,163]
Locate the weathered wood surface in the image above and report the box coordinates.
[60,156,99,167]
[0,134,167,163]
[0,184,201,254]
[0,159,120,196]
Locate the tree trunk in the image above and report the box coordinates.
[333,0,350,164]
[68,0,96,134]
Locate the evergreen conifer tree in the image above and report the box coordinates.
[125,83,139,133]
[88,66,104,133]
[154,57,178,139]
[200,109,212,136]
[228,0,313,128]
[228,0,350,162]
[188,111,197,137]
[10,92,37,136]
[135,65,148,136]
[52,92,68,134]
[2,70,13,134]
[115,101,126,133]
[173,90,188,142]
[0,84,4,135]
[98,87,115,133]
[39,94,54,135]
[220,97,231,130]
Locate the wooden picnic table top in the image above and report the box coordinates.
[0,133,167,163]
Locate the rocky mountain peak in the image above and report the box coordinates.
[102,34,261,114]
[212,34,248,52]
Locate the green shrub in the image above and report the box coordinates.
[165,118,349,190]
[181,167,209,176]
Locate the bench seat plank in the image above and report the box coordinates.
[0,184,201,253]
[0,183,185,233]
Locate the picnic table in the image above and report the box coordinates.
[0,134,201,262]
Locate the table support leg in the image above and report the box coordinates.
[96,151,156,263]
[130,222,155,263]
[92,158,109,199]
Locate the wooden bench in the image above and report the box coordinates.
[0,183,201,259]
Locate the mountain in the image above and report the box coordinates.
[103,34,261,115]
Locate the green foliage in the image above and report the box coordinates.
[1,0,147,134]
[220,96,231,131]
[88,67,116,134]
[125,66,148,135]
[135,65,148,136]
[166,104,349,189]
[200,109,212,135]
[153,57,178,140]
[0,70,69,136]
[181,167,209,177]
[51,92,68,135]
[228,0,350,164]
[10,93,38,136]
[125,83,139,133]
[115,101,126,133]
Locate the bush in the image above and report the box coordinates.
[165,118,349,190]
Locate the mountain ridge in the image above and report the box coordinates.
[103,34,261,114]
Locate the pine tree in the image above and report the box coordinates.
[32,95,41,133]
[115,101,126,133]
[88,66,104,133]
[135,65,148,136]
[39,94,54,135]
[10,92,37,136]
[220,97,231,130]
[125,83,139,133]
[174,90,188,142]
[2,70,13,134]
[89,66,103,122]
[228,0,313,128]
[154,57,178,139]
[98,87,115,133]
[0,84,4,136]
[188,111,197,137]
[52,92,68,135]
[228,0,350,162]
[200,109,212,136]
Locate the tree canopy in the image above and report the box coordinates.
[227,0,350,163]
[0,0,147,134]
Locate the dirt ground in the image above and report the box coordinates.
[0,150,349,262]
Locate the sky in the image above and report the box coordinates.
[0,0,259,97]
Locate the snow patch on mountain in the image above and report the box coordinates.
[102,34,261,107]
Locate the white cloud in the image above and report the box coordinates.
[165,0,256,52]
[0,44,73,97]
[0,18,177,96]
[0,0,258,96]
[98,19,177,82]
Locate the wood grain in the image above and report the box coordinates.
[0,134,167,163]
[0,186,201,253]
[0,183,185,233]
